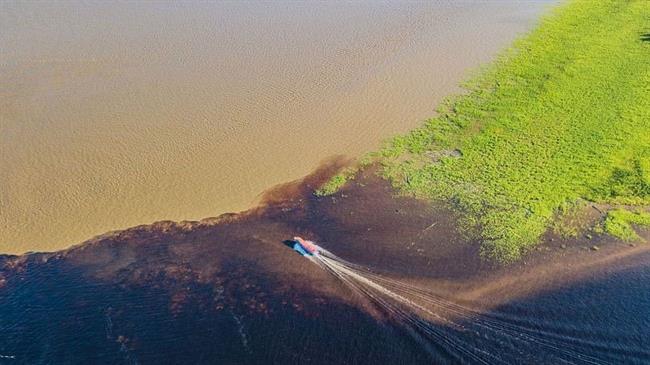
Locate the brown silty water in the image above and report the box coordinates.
[0,1,555,253]
[1,163,648,364]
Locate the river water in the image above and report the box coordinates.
[0,168,647,364]
[0,1,553,253]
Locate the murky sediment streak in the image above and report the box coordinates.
[0,1,553,253]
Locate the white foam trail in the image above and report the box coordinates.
[315,253,496,364]
[309,248,608,365]
[357,271,609,364]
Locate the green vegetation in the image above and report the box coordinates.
[315,167,357,197]
[551,200,591,239]
[603,209,650,241]
[377,0,650,262]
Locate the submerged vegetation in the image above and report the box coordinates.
[315,167,357,197]
[370,0,650,261]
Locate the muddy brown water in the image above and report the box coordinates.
[0,1,556,253]
[1,164,648,364]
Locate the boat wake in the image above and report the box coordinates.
[306,246,612,365]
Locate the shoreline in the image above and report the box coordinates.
[4,162,648,294]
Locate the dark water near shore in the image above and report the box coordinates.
[1,167,648,364]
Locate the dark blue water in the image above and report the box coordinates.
[1,172,648,364]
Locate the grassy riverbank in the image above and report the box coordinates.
[332,0,650,262]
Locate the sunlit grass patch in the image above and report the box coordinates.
[552,200,592,239]
[603,209,650,242]
[379,0,650,262]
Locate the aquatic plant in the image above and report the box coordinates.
[314,168,357,197]
[379,0,650,261]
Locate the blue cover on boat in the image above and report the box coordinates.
[293,242,311,256]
